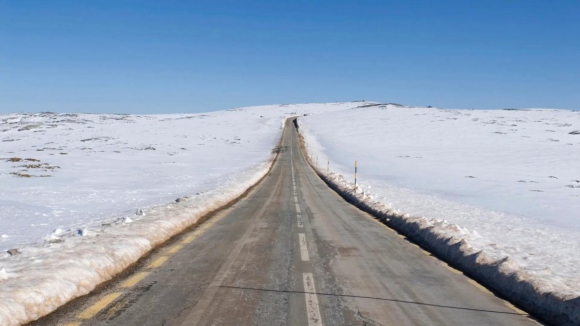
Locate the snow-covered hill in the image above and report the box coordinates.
[299,103,580,301]
[0,103,360,250]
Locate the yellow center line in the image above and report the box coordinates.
[168,244,183,254]
[78,292,122,319]
[148,256,169,269]
[443,263,463,275]
[181,219,219,244]
[103,296,129,319]
[182,234,197,244]
[467,279,492,294]
[69,214,229,323]
[503,300,529,316]
[120,272,150,289]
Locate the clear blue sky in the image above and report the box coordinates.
[1,0,579,113]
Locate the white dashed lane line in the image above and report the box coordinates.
[291,155,322,325]
[303,273,323,326]
[299,233,310,262]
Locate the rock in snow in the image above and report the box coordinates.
[7,249,20,256]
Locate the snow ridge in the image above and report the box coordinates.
[0,157,272,326]
[297,117,580,326]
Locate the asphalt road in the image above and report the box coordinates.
[32,119,541,326]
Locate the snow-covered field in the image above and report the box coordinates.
[2,101,578,324]
[0,102,360,325]
[299,104,580,323]
[0,103,358,250]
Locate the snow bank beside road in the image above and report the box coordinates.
[0,102,361,325]
[298,105,580,325]
[0,162,271,325]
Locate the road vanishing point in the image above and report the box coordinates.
[32,119,541,326]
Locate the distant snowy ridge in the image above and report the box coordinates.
[296,107,580,325]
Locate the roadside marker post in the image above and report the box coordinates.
[354,161,358,192]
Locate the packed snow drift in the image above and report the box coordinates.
[0,102,360,325]
[299,103,580,324]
